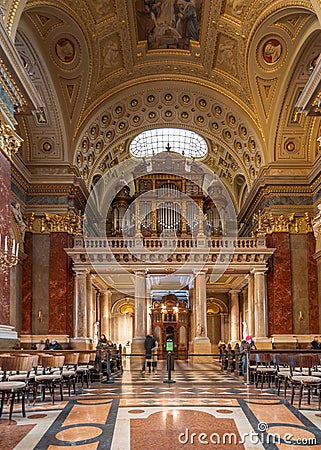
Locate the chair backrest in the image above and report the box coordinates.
[78,353,91,365]
[0,355,16,375]
[0,355,34,379]
[15,355,34,373]
[273,354,289,367]
[255,353,273,365]
[31,354,39,369]
[287,354,316,375]
[64,353,79,366]
[52,355,65,368]
[40,355,65,372]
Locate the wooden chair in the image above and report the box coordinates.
[0,355,34,423]
[88,352,98,382]
[76,353,91,388]
[34,355,65,404]
[54,353,79,396]
[254,353,277,389]
[287,354,321,408]
[273,354,291,396]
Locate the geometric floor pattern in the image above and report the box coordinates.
[1,360,321,449]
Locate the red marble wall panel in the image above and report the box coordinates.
[48,233,73,335]
[0,151,11,324]
[307,232,319,333]
[21,232,33,333]
[266,233,293,336]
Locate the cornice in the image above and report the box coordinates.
[296,50,321,115]
[0,19,43,111]
[11,158,89,209]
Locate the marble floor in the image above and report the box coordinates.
[1,359,321,449]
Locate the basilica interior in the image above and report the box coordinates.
[1,0,321,353]
[2,0,321,447]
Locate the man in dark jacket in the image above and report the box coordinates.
[311,336,321,349]
[45,339,63,350]
[142,334,155,372]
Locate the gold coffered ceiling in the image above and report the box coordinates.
[1,0,321,214]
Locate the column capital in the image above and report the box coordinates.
[251,268,268,275]
[133,269,147,276]
[193,268,208,276]
[100,289,112,295]
[229,289,240,295]
[74,268,90,276]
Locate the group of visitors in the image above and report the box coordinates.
[219,335,257,376]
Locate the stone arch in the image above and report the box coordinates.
[206,297,229,346]
[73,82,265,201]
[111,297,135,316]
[206,297,228,315]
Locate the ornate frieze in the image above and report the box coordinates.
[252,211,313,236]
[24,211,83,236]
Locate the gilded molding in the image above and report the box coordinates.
[252,211,313,235]
[25,211,83,235]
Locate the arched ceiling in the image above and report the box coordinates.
[2,0,321,213]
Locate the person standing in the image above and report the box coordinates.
[142,334,155,372]
[151,339,158,373]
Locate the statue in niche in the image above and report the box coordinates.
[196,323,204,337]
[312,204,321,240]
[12,202,26,241]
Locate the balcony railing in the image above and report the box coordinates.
[80,236,266,250]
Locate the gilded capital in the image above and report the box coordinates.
[0,120,22,159]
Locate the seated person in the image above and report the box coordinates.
[311,336,321,349]
[45,338,63,350]
[97,334,108,349]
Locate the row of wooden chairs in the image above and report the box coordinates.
[0,351,97,423]
[250,353,321,409]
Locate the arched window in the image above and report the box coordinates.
[130,128,208,158]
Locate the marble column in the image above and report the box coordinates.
[253,268,268,340]
[133,270,147,340]
[100,290,111,339]
[230,290,240,342]
[192,270,208,338]
[220,313,229,343]
[192,270,211,361]
[247,273,255,337]
[86,274,94,340]
[131,270,147,368]
[72,269,89,348]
